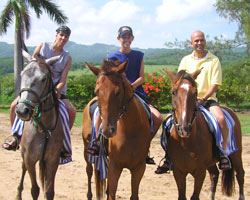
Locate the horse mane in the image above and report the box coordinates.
[176,70,197,87]
[101,59,120,73]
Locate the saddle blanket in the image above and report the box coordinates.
[12,99,72,165]
[88,94,154,180]
[161,105,237,157]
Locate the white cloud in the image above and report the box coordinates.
[156,0,216,24]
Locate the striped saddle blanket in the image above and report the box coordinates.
[161,105,237,157]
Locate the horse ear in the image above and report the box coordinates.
[45,55,61,65]
[191,68,203,80]
[22,49,32,62]
[164,69,176,81]
[114,59,128,73]
[85,62,101,76]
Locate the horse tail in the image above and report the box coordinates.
[95,169,107,199]
[39,160,46,191]
[221,167,235,196]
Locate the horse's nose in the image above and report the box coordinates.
[182,125,192,137]
[102,125,117,138]
[16,104,32,120]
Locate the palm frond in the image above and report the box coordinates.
[22,5,31,39]
[0,1,14,34]
[23,0,42,18]
[39,0,68,24]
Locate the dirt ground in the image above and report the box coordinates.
[0,112,249,200]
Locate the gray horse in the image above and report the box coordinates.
[15,51,64,200]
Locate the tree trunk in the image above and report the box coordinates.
[14,28,23,97]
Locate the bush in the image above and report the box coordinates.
[217,59,250,107]
[143,72,172,109]
[67,75,96,110]
[0,74,15,105]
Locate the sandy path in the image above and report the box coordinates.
[0,112,249,200]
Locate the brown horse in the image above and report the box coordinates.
[164,69,245,200]
[15,51,64,200]
[82,60,155,200]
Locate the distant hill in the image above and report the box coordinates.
[0,41,248,75]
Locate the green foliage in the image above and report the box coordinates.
[217,59,250,106]
[66,75,96,109]
[215,0,250,55]
[0,57,13,75]
[0,74,14,104]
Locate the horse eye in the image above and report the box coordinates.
[115,89,121,96]
[171,90,176,95]
[94,88,99,95]
[41,77,47,82]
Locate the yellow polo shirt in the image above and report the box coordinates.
[178,51,222,101]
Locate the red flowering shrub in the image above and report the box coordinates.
[143,72,172,108]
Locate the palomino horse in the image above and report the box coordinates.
[82,60,155,200]
[15,51,64,200]
[165,69,245,200]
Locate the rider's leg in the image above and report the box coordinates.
[147,106,163,165]
[62,99,76,130]
[149,105,163,135]
[209,106,228,151]
[209,105,231,170]
[10,97,19,126]
[2,97,20,150]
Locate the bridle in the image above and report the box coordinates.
[97,71,134,121]
[171,75,199,136]
[18,60,59,136]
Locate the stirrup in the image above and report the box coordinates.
[2,135,19,151]
[86,139,100,156]
[155,158,171,174]
[218,155,231,170]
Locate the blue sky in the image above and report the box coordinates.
[0,0,238,49]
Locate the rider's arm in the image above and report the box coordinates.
[131,59,145,90]
[32,43,43,59]
[56,56,72,94]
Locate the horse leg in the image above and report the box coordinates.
[207,165,219,200]
[173,169,187,200]
[44,162,59,200]
[107,162,122,200]
[130,162,146,200]
[26,163,40,200]
[190,169,206,200]
[84,147,94,200]
[15,161,27,200]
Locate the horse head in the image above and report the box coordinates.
[86,59,132,138]
[15,50,60,121]
[165,69,202,137]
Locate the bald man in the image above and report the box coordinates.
[178,30,230,170]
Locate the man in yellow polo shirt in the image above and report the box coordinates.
[178,30,230,170]
[155,30,230,174]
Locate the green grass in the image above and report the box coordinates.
[0,108,249,135]
[0,107,9,114]
[68,65,178,77]
[74,112,83,127]
[236,112,250,135]
[144,65,177,74]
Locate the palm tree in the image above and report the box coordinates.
[0,0,68,97]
